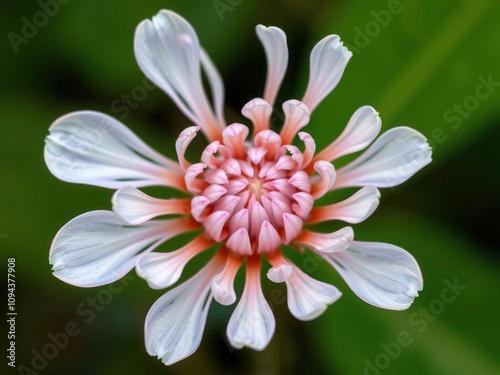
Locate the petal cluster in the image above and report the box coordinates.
[44,9,432,366]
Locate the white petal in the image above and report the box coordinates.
[211,253,242,305]
[309,186,380,224]
[314,106,381,162]
[145,254,224,365]
[176,126,200,170]
[335,127,432,188]
[285,263,342,321]
[323,241,423,310]
[267,263,292,283]
[241,98,273,136]
[227,262,275,350]
[279,100,311,145]
[302,35,352,112]
[112,186,190,225]
[134,10,223,141]
[49,211,191,287]
[200,48,226,128]
[44,111,184,189]
[136,235,212,289]
[297,227,354,253]
[311,161,336,198]
[256,25,288,106]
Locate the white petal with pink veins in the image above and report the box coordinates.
[227,262,275,350]
[45,111,184,190]
[211,253,243,305]
[242,98,273,137]
[175,126,200,170]
[297,227,354,253]
[302,35,352,112]
[335,127,432,188]
[279,100,311,144]
[309,186,380,224]
[136,235,213,289]
[49,211,194,287]
[145,254,224,365]
[322,241,423,310]
[311,161,336,198]
[134,10,224,141]
[284,263,342,321]
[256,25,288,107]
[314,106,381,162]
[112,186,191,225]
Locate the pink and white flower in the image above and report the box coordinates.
[45,10,431,365]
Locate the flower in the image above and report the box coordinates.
[44,9,432,366]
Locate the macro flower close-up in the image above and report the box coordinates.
[43,9,432,365]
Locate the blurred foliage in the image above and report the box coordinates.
[1,0,499,374]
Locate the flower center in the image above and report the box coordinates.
[188,125,314,256]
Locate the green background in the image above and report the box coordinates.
[1,0,499,374]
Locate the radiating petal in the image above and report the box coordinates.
[256,25,288,107]
[242,98,273,138]
[284,263,342,321]
[49,211,198,287]
[279,100,310,145]
[136,235,213,289]
[175,126,200,170]
[44,111,185,190]
[313,106,381,163]
[227,258,275,350]
[112,186,191,225]
[335,127,432,188]
[145,252,225,365]
[321,241,423,310]
[200,48,226,128]
[301,35,352,112]
[311,161,336,199]
[212,251,243,305]
[134,10,223,141]
[296,227,354,253]
[308,186,380,224]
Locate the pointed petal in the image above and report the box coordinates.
[302,35,352,112]
[257,221,282,253]
[134,10,223,141]
[44,111,185,190]
[112,186,191,225]
[49,211,197,287]
[227,258,275,350]
[256,25,288,106]
[308,186,380,224]
[335,127,432,188]
[321,241,423,310]
[285,263,342,321]
[145,253,225,365]
[226,228,252,256]
[296,227,354,253]
[314,106,381,163]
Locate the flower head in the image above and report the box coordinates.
[45,10,432,365]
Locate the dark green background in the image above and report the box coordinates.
[1,0,499,374]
